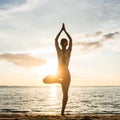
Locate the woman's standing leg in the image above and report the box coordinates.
[61,77,70,115]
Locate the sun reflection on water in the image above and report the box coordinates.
[47,85,60,114]
[47,85,58,107]
[50,85,57,98]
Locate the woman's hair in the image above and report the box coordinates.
[60,38,68,47]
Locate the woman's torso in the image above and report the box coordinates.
[57,49,71,67]
[57,49,71,79]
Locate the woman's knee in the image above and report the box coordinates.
[62,89,68,96]
[63,93,68,100]
[43,75,50,83]
[43,75,59,84]
[43,77,47,83]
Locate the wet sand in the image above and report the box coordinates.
[0,113,120,120]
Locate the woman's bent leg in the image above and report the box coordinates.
[43,75,60,84]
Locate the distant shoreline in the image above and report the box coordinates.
[0,85,120,87]
[0,113,120,120]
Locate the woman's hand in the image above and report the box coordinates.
[62,23,66,31]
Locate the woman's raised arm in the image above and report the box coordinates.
[63,23,72,51]
[55,26,63,52]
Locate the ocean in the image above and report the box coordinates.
[0,86,120,114]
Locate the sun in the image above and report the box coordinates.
[44,59,58,75]
[31,59,58,77]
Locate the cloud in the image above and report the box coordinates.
[0,0,26,15]
[74,31,103,48]
[0,0,120,54]
[85,31,103,38]
[0,0,41,16]
[0,53,46,68]
[103,32,120,40]
[83,31,120,40]
[0,0,26,8]
[77,41,102,51]
[0,0,52,53]
[93,31,103,36]
[74,31,120,51]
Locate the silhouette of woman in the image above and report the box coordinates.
[43,23,72,115]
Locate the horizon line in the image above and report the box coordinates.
[0,85,120,87]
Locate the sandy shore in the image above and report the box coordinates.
[0,113,120,120]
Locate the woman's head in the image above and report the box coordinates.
[60,38,68,48]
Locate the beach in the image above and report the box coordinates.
[0,113,120,120]
[0,86,120,114]
[0,86,120,119]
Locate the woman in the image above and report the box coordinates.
[43,23,72,115]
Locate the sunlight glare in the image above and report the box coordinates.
[45,59,57,75]
[31,59,58,77]
[50,85,57,97]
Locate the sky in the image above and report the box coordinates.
[0,0,120,86]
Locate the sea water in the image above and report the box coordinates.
[0,86,120,114]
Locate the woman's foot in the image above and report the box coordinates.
[61,110,64,116]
